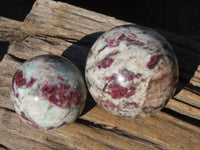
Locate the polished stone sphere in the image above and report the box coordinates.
[11,55,87,130]
[85,25,178,118]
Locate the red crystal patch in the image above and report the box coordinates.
[57,76,64,81]
[107,84,128,99]
[98,57,114,69]
[27,77,37,88]
[107,33,143,47]
[41,82,81,108]
[147,55,160,69]
[126,87,136,98]
[125,102,138,107]
[100,100,118,111]
[14,70,26,87]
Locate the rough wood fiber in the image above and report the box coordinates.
[0,0,200,149]
[0,106,155,150]
[0,17,22,42]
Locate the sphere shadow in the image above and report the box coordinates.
[62,32,104,115]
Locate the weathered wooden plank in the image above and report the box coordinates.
[21,0,129,40]
[0,107,155,150]
[81,106,200,150]
[8,35,88,61]
[0,128,54,150]
[0,17,22,42]
[154,111,200,134]
[190,76,200,87]
[166,98,200,120]
[175,89,200,108]
[0,55,21,110]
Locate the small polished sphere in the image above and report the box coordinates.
[10,55,87,130]
[85,25,178,118]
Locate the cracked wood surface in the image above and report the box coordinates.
[0,0,200,149]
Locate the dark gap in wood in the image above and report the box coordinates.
[175,76,188,96]
[184,84,200,96]
[162,108,200,128]
[76,118,165,150]
[112,129,165,150]
[0,143,8,150]
[76,118,105,129]
[8,53,26,63]
[173,97,200,109]
[0,106,16,113]
[46,35,79,44]
[45,136,68,150]
[36,36,59,46]
[0,41,9,62]
[174,82,185,96]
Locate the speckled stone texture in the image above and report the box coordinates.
[85,25,178,118]
[10,55,87,130]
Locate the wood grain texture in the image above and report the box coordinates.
[0,17,22,42]
[0,0,200,149]
[175,89,200,108]
[21,0,129,40]
[0,106,155,150]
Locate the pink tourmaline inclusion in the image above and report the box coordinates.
[107,34,127,47]
[100,100,119,111]
[107,84,128,99]
[126,87,136,98]
[147,55,160,69]
[14,70,26,87]
[107,84,137,99]
[20,112,40,129]
[98,57,114,69]
[106,33,142,48]
[41,79,81,108]
[105,73,117,82]
[125,102,138,107]
[57,76,64,81]
[119,69,141,82]
[27,77,37,87]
